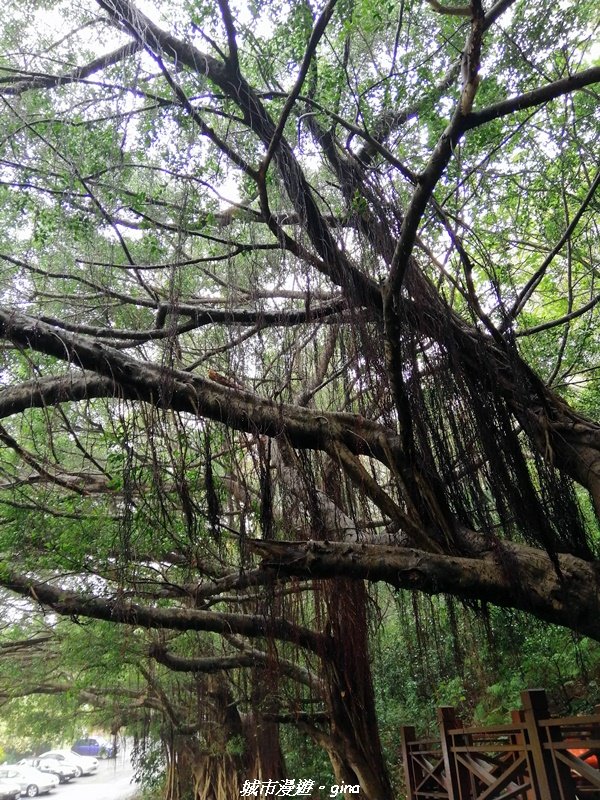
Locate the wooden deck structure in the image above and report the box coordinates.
[400,689,600,800]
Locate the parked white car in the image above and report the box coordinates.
[24,758,77,784]
[0,766,58,797]
[37,751,98,777]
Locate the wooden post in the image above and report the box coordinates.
[438,706,471,800]
[400,725,417,800]
[511,709,535,800]
[520,689,577,800]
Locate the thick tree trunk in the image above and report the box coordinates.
[244,667,286,783]
[164,736,196,800]
[192,754,243,800]
[321,580,394,800]
[189,675,286,799]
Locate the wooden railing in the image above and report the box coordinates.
[400,689,600,800]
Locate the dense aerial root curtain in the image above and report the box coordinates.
[393,298,596,562]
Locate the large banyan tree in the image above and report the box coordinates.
[0,0,599,796]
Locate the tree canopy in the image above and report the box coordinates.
[0,0,599,796]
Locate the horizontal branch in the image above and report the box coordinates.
[0,373,131,418]
[1,570,325,653]
[426,0,470,16]
[0,307,402,466]
[515,292,600,337]
[33,299,348,342]
[149,644,270,673]
[158,299,349,329]
[464,66,600,130]
[0,41,143,95]
[249,537,600,641]
[150,641,322,690]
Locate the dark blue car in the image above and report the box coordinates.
[71,738,117,759]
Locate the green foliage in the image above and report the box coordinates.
[280,726,332,788]
[373,592,600,745]
[0,694,77,756]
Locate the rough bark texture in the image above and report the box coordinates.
[250,537,600,641]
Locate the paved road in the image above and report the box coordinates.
[50,757,138,800]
